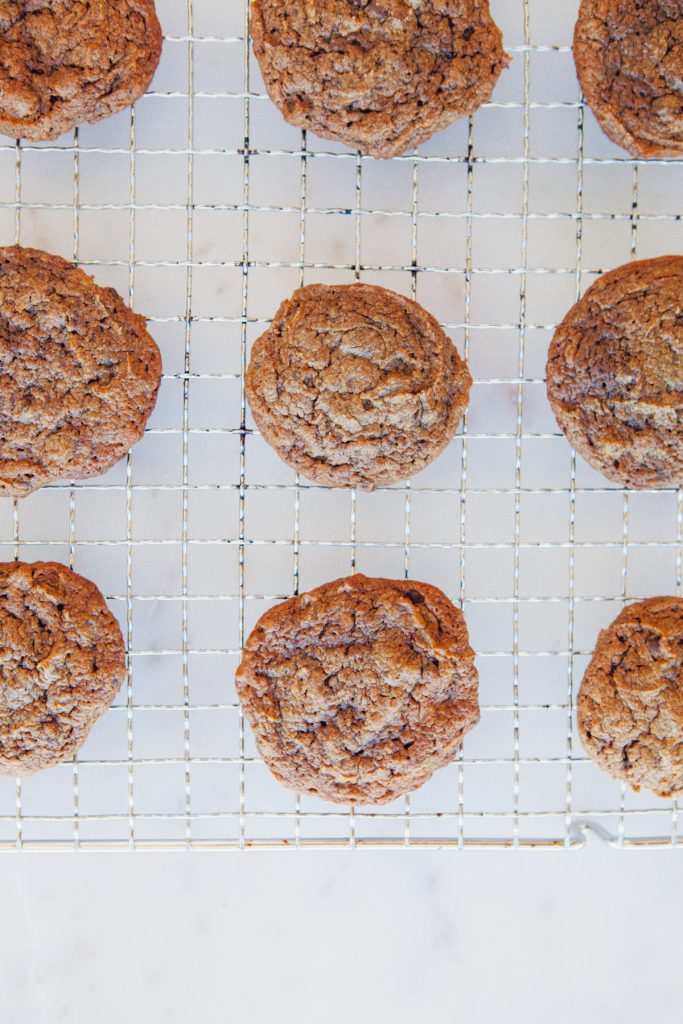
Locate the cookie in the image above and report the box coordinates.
[578,597,683,798]
[246,283,471,489]
[0,0,162,141]
[546,256,683,489]
[0,561,126,776]
[251,0,509,158]
[0,245,162,497]
[574,0,683,159]
[235,574,479,805]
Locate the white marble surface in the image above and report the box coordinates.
[2,844,681,1023]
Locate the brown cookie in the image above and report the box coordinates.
[251,0,509,158]
[0,561,126,776]
[246,283,472,490]
[574,0,683,159]
[0,245,162,497]
[235,574,479,805]
[546,256,683,489]
[578,597,683,798]
[0,0,162,141]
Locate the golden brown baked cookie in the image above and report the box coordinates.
[578,597,683,797]
[235,574,480,805]
[0,245,162,497]
[546,256,683,489]
[246,283,472,490]
[251,0,509,158]
[0,0,162,141]
[574,0,683,159]
[0,561,126,776]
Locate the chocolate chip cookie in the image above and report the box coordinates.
[0,0,162,141]
[578,597,683,798]
[235,574,480,805]
[546,256,683,489]
[251,0,509,158]
[246,283,472,489]
[574,0,683,158]
[0,245,162,497]
[0,561,126,776]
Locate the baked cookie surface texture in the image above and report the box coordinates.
[546,256,683,489]
[251,0,509,157]
[574,0,683,158]
[235,574,480,805]
[578,597,683,797]
[0,245,162,497]
[0,561,126,777]
[0,0,162,141]
[247,283,472,490]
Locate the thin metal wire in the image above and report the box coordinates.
[70,131,81,850]
[457,114,476,850]
[0,805,672,822]
[1,0,681,851]
[2,481,678,497]
[12,138,22,851]
[564,91,584,851]
[347,148,363,853]
[511,2,532,849]
[2,140,680,166]
[181,0,195,848]
[617,164,640,847]
[125,103,138,851]
[237,0,251,851]
[675,489,683,846]
[402,141,419,848]
[292,127,307,851]
[0,257,654,276]
[1,199,679,226]
[617,487,631,848]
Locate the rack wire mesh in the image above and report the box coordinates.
[0,0,681,850]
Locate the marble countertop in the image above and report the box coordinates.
[2,843,679,1024]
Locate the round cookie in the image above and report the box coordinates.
[235,574,480,805]
[546,256,683,489]
[250,0,509,158]
[0,0,162,141]
[574,0,683,159]
[246,283,472,490]
[578,597,683,798]
[0,561,126,776]
[0,245,162,497]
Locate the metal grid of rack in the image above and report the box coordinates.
[0,0,681,850]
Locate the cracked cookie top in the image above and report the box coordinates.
[0,245,162,497]
[251,0,509,158]
[546,256,683,489]
[235,574,480,805]
[578,597,683,797]
[0,0,162,141]
[574,0,683,158]
[246,283,472,490]
[0,561,125,776]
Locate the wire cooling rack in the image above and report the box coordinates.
[0,0,681,851]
